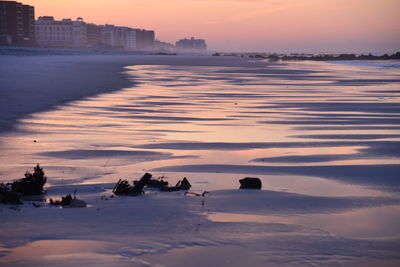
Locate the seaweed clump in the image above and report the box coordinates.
[50,194,73,206]
[0,164,47,204]
[49,194,86,208]
[12,164,47,195]
[49,189,87,208]
[0,183,22,204]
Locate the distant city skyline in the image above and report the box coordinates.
[16,0,400,53]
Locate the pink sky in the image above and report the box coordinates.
[22,0,400,53]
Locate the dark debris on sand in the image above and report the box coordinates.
[113,173,192,196]
[12,164,47,195]
[0,164,47,205]
[49,192,87,208]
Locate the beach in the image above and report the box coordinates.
[1,52,400,266]
[0,53,266,132]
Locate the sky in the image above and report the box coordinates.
[21,0,400,53]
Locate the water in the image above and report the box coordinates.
[329,59,400,69]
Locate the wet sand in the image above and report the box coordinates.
[0,55,400,266]
[0,54,274,132]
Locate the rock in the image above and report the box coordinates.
[239,177,262,189]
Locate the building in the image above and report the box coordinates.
[96,26,153,51]
[135,29,154,50]
[35,16,87,48]
[154,40,174,52]
[98,24,136,50]
[0,1,35,46]
[125,28,136,50]
[86,23,101,47]
[114,26,136,50]
[1,1,156,50]
[176,37,207,52]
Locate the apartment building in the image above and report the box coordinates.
[35,16,87,48]
[0,0,35,45]
[135,29,154,50]
[98,24,136,50]
[176,37,207,51]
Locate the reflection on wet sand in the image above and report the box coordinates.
[207,205,400,239]
[0,63,399,193]
[0,60,399,266]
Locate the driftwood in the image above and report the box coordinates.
[131,173,152,195]
[147,176,169,189]
[160,177,191,192]
[112,179,132,195]
[113,173,192,196]
[113,173,153,196]
[179,177,191,190]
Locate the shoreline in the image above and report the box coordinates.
[0,54,269,133]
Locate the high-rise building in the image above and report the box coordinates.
[176,37,207,52]
[98,24,136,50]
[1,1,157,50]
[135,29,154,50]
[0,1,35,46]
[35,16,87,48]
[86,23,101,47]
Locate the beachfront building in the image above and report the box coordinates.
[35,16,88,48]
[98,24,137,50]
[135,29,155,50]
[86,25,153,51]
[176,37,207,52]
[154,40,175,52]
[86,23,101,47]
[0,1,35,46]
[1,1,157,50]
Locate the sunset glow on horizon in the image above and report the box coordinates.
[15,0,400,53]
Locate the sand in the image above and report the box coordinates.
[0,54,270,132]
